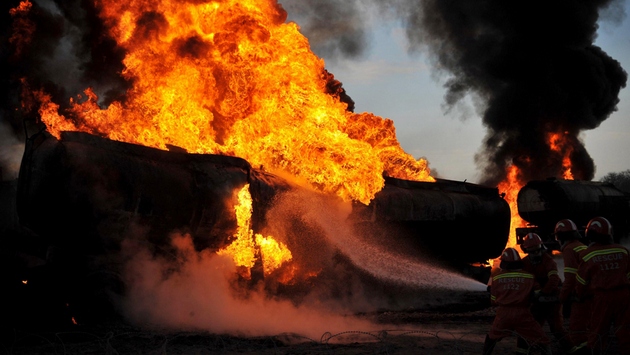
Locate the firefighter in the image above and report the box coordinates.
[483,247,552,355]
[576,216,630,355]
[554,218,590,352]
[519,232,570,352]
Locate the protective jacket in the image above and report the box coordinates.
[559,240,587,302]
[522,252,567,347]
[559,239,590,348]
[488,269,550,345]
[576,243,630,354]
[522,252,561,297]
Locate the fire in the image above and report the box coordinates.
[255,234,293,275]
[497,165,527,252]
[496,130,576,260]
[17,0,433,205]
[8,1,33,58]
[217,184,292,278]
[547,131,574,180]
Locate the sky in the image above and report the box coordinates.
[317,4,630,183]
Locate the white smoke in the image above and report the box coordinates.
[116,188,486,339]
[118,234,376,339]
[0,121,25,180]
[267,189,486,291]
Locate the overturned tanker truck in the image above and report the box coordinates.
[17,131,511,266]
[350,176,511,271]
[17,130,291,258]
[12,131,510,323]
[13,130,292,325]
[516,178,630,249]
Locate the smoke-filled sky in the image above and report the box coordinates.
[1,0,628,185]
[284,0,629,184]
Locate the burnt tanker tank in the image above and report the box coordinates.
[17,131,510,270]
[516,178,630,248]
[17,131,291,257]
[8,130,512,325]
[349,176,511,265]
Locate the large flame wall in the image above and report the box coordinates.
[13,0,433,205]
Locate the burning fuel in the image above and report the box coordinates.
[117,190,487,338]
[217,184,292,277]
[281,0,628,248]
[9,0,433,206]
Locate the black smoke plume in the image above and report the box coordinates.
[284,0,628,185]
[1,0,129,126]
[0,0,130,179]
[282,0,370,60]
[402,0,628,185]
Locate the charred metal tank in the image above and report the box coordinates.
[516,178,630,247]
[17,131,291,256]
[16,131,510,288]
[14,130,297,326]
[349,176,511,265]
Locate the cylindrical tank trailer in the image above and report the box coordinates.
[17,131,512,266]
[349,176,511,264]
[516,178,630,248]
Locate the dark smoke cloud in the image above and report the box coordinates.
[282,0,371,60]
[0,0,129,123]
[0,0,129,176]
[284,0,628,185]
[51,0,130,106]
[401,0,628,185]
[1,0,56,133]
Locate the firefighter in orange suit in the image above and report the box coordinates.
[520,232,570,351]
[483,247,552,355]
[555,218,591,352]
[576,216,630,355]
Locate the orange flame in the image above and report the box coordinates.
[9,0,31,13]
[547,131,574,180]
[495,130,576,262]
[8,0,35,57]
[255,234,292,275]
[217,184,292,278]
[26,0,433,205]
[497,165,527,251]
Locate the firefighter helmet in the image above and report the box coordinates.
[500,247,521,262]
[499,247,523,270]
[555,218,581,243]
[521,233,545,253]
[554,219,578,234]
[586,216,613,238]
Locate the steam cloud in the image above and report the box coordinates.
[119,234,377,339]
[284,0,628,185]
[117,190,484,337]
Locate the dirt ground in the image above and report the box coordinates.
[0,308,493,355]
[3,297,615,355]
